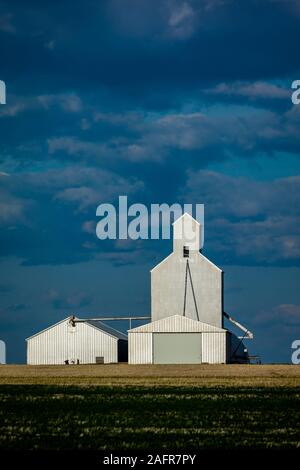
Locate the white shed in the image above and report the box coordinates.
[0,340,6,364]
[26,316,128,365]
[128,315,229,364]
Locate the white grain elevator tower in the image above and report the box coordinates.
[128,213,253,364]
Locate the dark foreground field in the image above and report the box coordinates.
[0,365,299,451]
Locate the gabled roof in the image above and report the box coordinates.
[128,314,226,333]
[26,316,74,341]
[26,316,127,341]
[172,212,200,226]
[150,252,173,273]
[86,320,128,340]
[150,251,222,273]
[198,252,223,272]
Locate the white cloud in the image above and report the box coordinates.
[278,304,300,320]
[47,137,108,159]
[82,220,96,234]
[47,103,300,164]
[0,199,23,224]
[54,186,101,211]
[253,303,300,326]
[183,170,300,264]
[0,190,28,226]
[167,1,198,39]
[0,13,16,34]
[38,93,82,112]
[80,118,91,130]
[108,0,199,41]
[0,102,26,117]
[46,289,91,309]
[45,40,56,50]
[205,81,290,100]
[35,166,144,212]
[0,93,83,119]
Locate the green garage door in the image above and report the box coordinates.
[153,333,201,364]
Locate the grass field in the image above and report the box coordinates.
[0,364,299,450]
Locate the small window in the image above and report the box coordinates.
[183,246,189,258]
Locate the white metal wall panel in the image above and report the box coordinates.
[128,332,152,364]
[202,332,227,364]
[27,319,119,365]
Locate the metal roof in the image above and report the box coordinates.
[26,316,74,341]
[26,316,128,341]
[86,320,128,340]
[128,314,226,333]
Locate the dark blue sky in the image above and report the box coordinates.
[0,0,300,363]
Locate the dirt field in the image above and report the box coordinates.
[0,363,299,386]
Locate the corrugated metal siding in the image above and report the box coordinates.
[227,332,232,363]
[202,332,227,363]
[129,315,225,334]
[128,332,152,364]
[27,319,119,364]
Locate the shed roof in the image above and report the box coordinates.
[86,320,128,340]
[128,314,226,333]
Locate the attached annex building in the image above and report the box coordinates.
[26,316,128,365]
[129,315,228,364]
